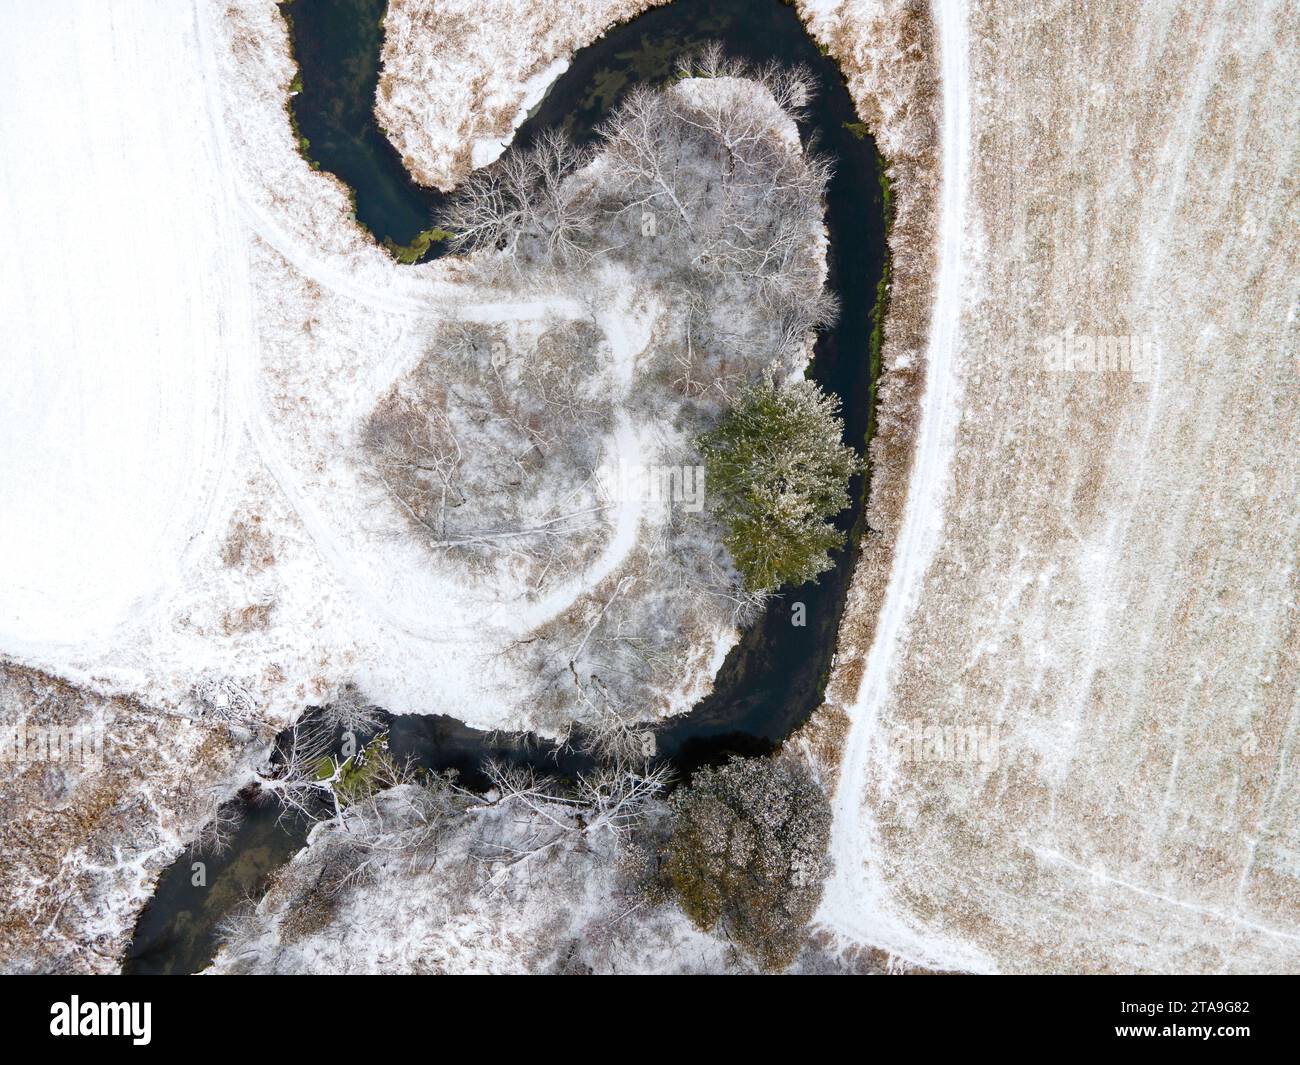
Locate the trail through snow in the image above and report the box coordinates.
[815,0,988,971]
[0,0,732,730]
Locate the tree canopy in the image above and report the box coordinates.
[665,755,832,971]
[699,377,860,593]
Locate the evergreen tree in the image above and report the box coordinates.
[699,377,861,593]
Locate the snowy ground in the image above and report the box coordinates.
[0,0,455,726]
[5,0,1293,976]
[0,0,827,972]
[207,780,744,974]
[377,0,664,189]
[0,0,244,654]
[810,0,1300,973]
[2,0,794,736]
[0,664,250,973]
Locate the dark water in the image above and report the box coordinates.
[119,798,309,976]
[283,0,442,256]
[123,0,887,974]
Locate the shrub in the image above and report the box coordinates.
[665,754,831,970]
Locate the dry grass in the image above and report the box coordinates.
[812,0,1300,972]
[0,663,246,972]
[221,601,276,635]
[221,513,276,572]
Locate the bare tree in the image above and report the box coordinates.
[362,319,614,588]
[253,718,346,826]
[442,42,831,319]
[190,676,260,730]
[326,771,467,888]
[320,682,385,736]
[598,86,698,233]
[577,679,657,767]
[525,129,599,266]
[441,129,595,270]
[674,44,815,122]
[472,758,671,895]
[214,768,468,965]
[187,795,244,857]
[596,48,835,323]
[364,391,466,540]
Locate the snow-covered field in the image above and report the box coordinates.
[810,0,1300,973]
[0,0,245,653]
[2,0,787,736]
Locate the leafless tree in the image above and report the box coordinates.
[253,718,346,826]
[442,129,595,270]
[472,758,671,895]
[679,560,770,628]
[599,86,698,233]
[325,771,467,889]
[252,720,450,857]
[187,795,244,857]
[675,44,816,121]
[362,319,613,588]
[364,391,466,540]
[592,48,834,322]
[320,682,385,736]
[190,676,260,730]
[212,893,266,967]
[442,42,831,320]
[525,129,599,266]
[578,686,657,767]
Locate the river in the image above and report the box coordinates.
[123,0,887,974]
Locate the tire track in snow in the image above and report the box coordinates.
[815,0,990,971]
[190,1,650,648]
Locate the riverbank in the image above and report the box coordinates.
[816,0,1300,974]
[124,0,891,974]
[377,0,668,190]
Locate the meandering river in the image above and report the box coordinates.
[123,0,887,974]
